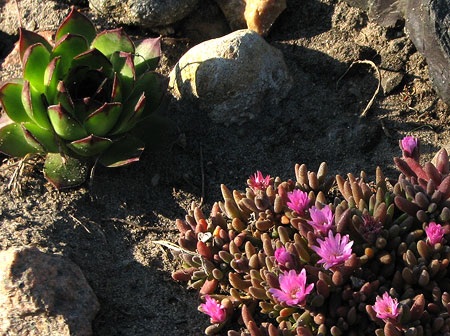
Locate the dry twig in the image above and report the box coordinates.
[337,60,381,117]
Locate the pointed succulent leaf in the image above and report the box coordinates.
[47,103,87,140]
[23,122,59,153]
[99,135,144,167]
[84,102,121,136]
[51,34,89,73]
[110,51,135,99]
[21,124,46,153]
[55,7,96,44]
[0,80,32,123]
[18,28,52,63]
[44,56,63,105]
[0,122,41,157]
[23,43,51,93]
[134,37,161,76]
[111,92,145,135]
[21,80,52,129]
[55,81,75,115]
[71,49,113,75]
[111,72,122,102]
[134,71,166,116]
[67,135,112,157]
[91,28,135,58]
[44,152,89,189]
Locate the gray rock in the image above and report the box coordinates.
[381,70,404,95]
[89,0,199,27]
[343,0,450,106]
[0,247,99,336]
[169,29,292,124]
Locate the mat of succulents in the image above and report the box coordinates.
[0,0,450,336]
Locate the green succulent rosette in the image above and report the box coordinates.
[0,7,166,188]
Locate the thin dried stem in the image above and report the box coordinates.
[14,0,24,28]
[337,60,381,117]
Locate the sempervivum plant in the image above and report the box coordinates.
[169,137,450,336]
[0,8,165,188]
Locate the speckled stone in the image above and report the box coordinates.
[0,247,99,336]
[169,29,292,125]
[89,0,199,27]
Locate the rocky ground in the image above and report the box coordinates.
[0,0,449,335]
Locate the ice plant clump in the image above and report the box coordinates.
[372,292,399,322]
[311,231,353,270]
[268,269,314,307]
[0,7,166,188]
[425,222,445,246]
[248,170,270,191]
[171,149,450,335]
[274,246,294,268]
[307,205,333,234]
[286,189,310,215]
[200,295,226,324]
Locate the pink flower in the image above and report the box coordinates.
[307,205,334,234]
[200,295,226,323]
[274,246,294,268]
[401,136,418,157]
[372,292,399,322]
[249,171,271,191]
[311,231,353,270]
[287,190,310,215]
[268,269,314,307]
[425,222,445,246]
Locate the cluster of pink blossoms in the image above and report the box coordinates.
[286,190,310,216]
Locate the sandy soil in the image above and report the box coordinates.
[0,0,449,335]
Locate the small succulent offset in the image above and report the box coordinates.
[0,8,165,188]
[170,137,450,336]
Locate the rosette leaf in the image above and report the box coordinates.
[0,7,166,189]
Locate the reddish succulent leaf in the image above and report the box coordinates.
[47,103,87,141]
[84,102,121,136]
[0,121,41,157]
[71,49,113,74]
[18,28,52,63]
[21,80,51,130]
[394,196,420,217]
[23,43,50,93]
[98,135,144,168]
[110,51,136,99]
[22,122,59,153]
[134,37,161,76]
[436,148,449,175]
[55,7,96,44]
[44,153,88,189]
[43,56,63,105]
[91,28,135,58]
[55,81,75,115]
[404,157,429,181]
[51,33,89,73]
[199,279,218,295]
[0,80,31,123]
[67,135,112,157]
